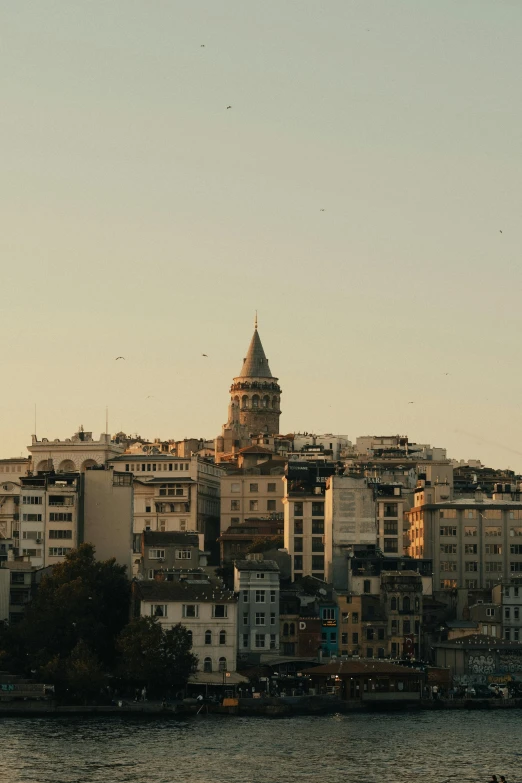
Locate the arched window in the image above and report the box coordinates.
[289,623,295,635]
[390,597,397,611]
[283,623,289,636]
[218,657,227,672]
[403,596,411,613]
[233,396,240,406]
[203,657,212,672]
[262,395,270,408]
[403,620,411,634]
[219,630,226,645]
[252,395,259,408]
[241,395,248,409]
[59,459,76,472]
[81,459,97,471]
[272,396,278,409]
[205,630,212,645]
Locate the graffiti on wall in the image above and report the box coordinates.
[498,652,522,674]
[467,654,495,674]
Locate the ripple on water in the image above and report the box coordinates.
[0,711,519,783]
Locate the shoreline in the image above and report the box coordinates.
[1,695,521,718]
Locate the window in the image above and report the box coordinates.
[384,520,398,535]
[255,590,266,603]
[179,519,187,531]
[352,632,359,644]
[465,562,478,572]
[440,561,457,572]
[270,590,276,603]
[270,634,277,649]
[249,483,259,493]
[366,628,374,641]
[231,483,240,493]
[21,531,40,540]
[383,503,398,517]
[22,496,42,505]
[267,483,276,492]
[464,544,477,554]
[312,537,324,552]
[510,527,522,537]
[403,620,411,634]
[363,580,371,594]
[255,634,265,648]
[378,647,385,659]
[510,544,522,555]
[378,628,385,640]
[391,620,398,633]
[485,544,502,555]
[341,633,348,644]
[294,538,303,552]
[203,657,212,672]
[22,514,42,522]
[218,657,227,672]
[464,526,477,537]
[366,647,374,658]
[205,630,212,645]
[242,590,249,602]
[255,612,266,625]
[49,530,72,539]
[485,562,503,573]
[515,608,520,620]
[504,608,511,620]
[293,556,303,571]
[243,612,248,626]
[270,613,276,625]
[322,608,335,620]
[312,502,324,517]
[149,549,165,560]
[510,562,522,572]
[465,579,478,589]
[312,556,324,570]
[440,579,457,589]
[256,572,265,579]
[440,526,457,537]
[294,520,303,535]
[390,597,397,611]
[182,604,199,618]
[293,502,303,516]
[176,549,192,559]
[213,604,227,618]
[485,527,502,537]
[48,547,71,557]
[231,500,240,511]
[384,538,398,553]
[312,519,324,534]
[151,604,167,618]
[249,500,259,511]
[330,632,336,643]
[441,544,458,554]
[242,634,249,648]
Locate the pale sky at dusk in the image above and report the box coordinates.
[2,1,522,469]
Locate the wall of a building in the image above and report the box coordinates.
[83,469,133,571]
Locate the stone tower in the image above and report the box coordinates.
[216,319,282,459]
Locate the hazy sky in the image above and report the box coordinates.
[2,1,522,470]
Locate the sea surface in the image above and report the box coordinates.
[0,711,520,783]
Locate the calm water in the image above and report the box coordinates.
[0,712,521,783]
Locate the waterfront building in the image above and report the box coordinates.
[132,577,238,673]
[433,633,522,683]
[492,577,522,642]
[216,321,282,462]
[407,491,522,590]
[234,558,280,661]
[303,659,423,703]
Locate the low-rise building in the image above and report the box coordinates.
[303,659,423,703]
[132,577,238,673]
[137,531,202,579]
[0,559,37,625]
[220,455,284,533]
[218,517,283,564]
[492,578,522,642]
[234,559,280,661]
[433,634,522,684]
[468,602,502,638]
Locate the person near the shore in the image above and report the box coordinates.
[489,775,498,782]
[141,686,147,702]
[499,776,507,782]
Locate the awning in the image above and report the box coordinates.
[188,671,249,686]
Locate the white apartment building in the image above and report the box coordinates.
[0,458,29,562]
[407,493,522,590]
[493,578,522,642]
[29,428,123,473]
[133,578,238,672]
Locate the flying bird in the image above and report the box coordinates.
[115,356,125,360]
[146,395,155,399]
[499,230,503,233]
[201,44,205,47]
[320,208,325,212]
[443,372,450,376]
[408,401,415,404]
[226,105,232,109]
[202,353,208,357]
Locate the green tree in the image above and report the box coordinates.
[117,617,197,696]
[6,544,130,679]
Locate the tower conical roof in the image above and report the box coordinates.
[239,328,273,378]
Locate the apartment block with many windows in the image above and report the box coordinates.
[492,578,522,642]
[234,558,280,661]
[407,492,522,590]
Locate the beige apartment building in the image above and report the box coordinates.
[407,491,522,590]
[220,458,284,534]
[0,458,30,562]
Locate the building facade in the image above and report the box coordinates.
[234,559,280,660]
[493,578,522,642]
[28,428,123,473]
[220,460,284,533]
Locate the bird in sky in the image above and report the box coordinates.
[115,356,125,360]
[146,395,155,399]
[202,353,208,357]
[499,230,503,233]
[226,105,232,109]
[320,208,325,212]
[201,44,205,47]
[443,372,450,376]
[408,401,415,404]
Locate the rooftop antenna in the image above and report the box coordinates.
[34,403,37,439]
[254,310,258,330]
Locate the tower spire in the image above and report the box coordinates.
[254,310,258,330]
